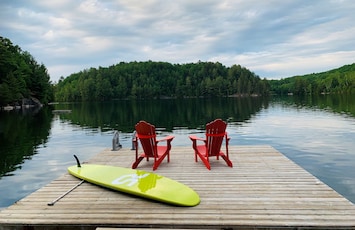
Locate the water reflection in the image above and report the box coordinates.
[54,97,269,132]
[0,107,53,177]
[275,94,355,117]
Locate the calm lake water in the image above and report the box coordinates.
[0,95,355,209]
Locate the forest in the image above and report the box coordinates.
[1,36,354,106]
[269,63,355,95]
[54,61,269,101]
[0,36,54,107]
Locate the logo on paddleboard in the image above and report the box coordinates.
[112,173,149,186]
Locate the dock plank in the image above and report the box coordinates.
[1,145,355,229]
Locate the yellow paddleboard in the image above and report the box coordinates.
[68,164,200,207]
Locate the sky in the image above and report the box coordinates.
[1,0,355,83]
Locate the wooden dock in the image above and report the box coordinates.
[1,145,355,229]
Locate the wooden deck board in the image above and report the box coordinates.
[1,145,355,229]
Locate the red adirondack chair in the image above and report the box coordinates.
[189,119,233,170]
[132,121,174,170]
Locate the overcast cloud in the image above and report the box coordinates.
[1,0,355,82]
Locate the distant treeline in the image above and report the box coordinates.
[0,36,54,106]
[269,63,355,95]
[1,36,355,106]
[54,61,270,101]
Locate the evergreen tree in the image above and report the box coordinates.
[0,36,53,106]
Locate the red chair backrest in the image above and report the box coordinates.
[135,121,157,157]
[205,119,227,156]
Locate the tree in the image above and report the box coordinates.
[0,36,53,106]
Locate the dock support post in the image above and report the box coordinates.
[131,131,136,150]
[112,131,122,151]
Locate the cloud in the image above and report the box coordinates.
[1,0,355,82]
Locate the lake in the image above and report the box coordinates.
[0,95,354,209]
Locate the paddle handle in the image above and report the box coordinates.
[47,180,84,206]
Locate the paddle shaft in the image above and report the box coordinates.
[47,180,84,206]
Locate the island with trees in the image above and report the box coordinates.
[54,61,269,101]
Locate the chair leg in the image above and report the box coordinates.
[221,154,233,167]
[196,153,211,170]
[153,154,168,171]
[153,163,158,171]
[132,156,144,169]
[201,158,211,170]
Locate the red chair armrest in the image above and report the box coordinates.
[156,135,174,143]
[189,135,205,142]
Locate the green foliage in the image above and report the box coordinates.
[54,61,270,101]
[270,63,355,95]
[0,36,54,106]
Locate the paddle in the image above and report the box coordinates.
[47,155,84,206]
[47,179,84,206]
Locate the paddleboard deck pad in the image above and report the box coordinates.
[68,163,200,207]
